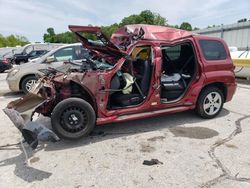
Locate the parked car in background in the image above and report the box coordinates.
[230,47,250,79]
[0,47,17,57]
[12,49,48,65]
[7,43,89,93]
[7,24,236,140]
[10,43,64,64]
[0,57,12,73]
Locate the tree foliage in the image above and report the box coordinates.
[43,27,77,43]
[179,22,192,31]
[0,34,29,47]
[43,10,168,42]
[43,10,198,43]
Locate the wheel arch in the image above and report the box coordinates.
[69,81,98,114]
[19,74,37,90]
[199,82,227,102]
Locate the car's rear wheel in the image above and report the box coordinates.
[196,86,224,119]
[21,75,38,93]
[51,98,96,140]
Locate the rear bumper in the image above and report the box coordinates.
[225,82,237,102]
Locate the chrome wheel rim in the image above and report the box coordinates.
[25,79,37,91]
[203,92,222,116]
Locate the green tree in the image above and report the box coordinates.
[119,10,167,27]
[0,34,29,47]
[43,28,77,43]
[179,22,192,31]
[101,23,119,38]
[43,10,168,42]
[43,27,56,42]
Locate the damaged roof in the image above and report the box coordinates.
[111,24,194,42]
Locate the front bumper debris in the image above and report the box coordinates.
[3,78,59,149]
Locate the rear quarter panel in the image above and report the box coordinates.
[193,35,236,102]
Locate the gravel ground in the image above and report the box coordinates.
[0,72,250,188]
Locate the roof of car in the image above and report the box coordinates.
[111,24,194,42]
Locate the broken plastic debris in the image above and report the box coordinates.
[142,159,163,166]
[22,121,60,150]
[3,108,25,131]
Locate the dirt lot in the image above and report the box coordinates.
[0,73,250,188]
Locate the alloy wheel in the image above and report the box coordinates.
[203,92,222,116]
[25,79,37,91]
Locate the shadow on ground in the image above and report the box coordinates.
[1,93,230,183]
[41,108,229,151]
[0,147,52,182]
[0,91,23,98]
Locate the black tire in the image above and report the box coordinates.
[21,75,38,93]
[196,86,224,119]
[51,98,96,140]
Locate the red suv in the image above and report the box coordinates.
[7,24,236,140]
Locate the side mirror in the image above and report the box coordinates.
[46,56,55,64]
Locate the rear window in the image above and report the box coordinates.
[199,40,226,60]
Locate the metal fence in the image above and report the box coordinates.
[194,21,250,50]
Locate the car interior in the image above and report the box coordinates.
[108,46,153,109]
[160,42,197,102]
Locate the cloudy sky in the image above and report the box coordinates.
[0,0,249,41]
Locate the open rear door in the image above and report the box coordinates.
[69,25,128,59]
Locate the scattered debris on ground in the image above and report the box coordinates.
[142,159,163,166]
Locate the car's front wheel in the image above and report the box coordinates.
[51,98,96,140]
[196,86,224,119]
[21,75,38,93]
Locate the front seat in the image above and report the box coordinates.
[111,59,151,107]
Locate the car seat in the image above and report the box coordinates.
[111,59,151,107]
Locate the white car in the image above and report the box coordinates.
[7,43,89,93]
[230,49,250,79]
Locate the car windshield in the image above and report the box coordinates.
[32,47,61,64]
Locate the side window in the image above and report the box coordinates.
[199,40,226,60]
[53,47,74,61]
[162,45,181,61]
[37,51,44,55]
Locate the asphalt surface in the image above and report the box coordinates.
[0,72,250,188]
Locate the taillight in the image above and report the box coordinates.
[2,59,9,64]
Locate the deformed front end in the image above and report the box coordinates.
[3,76,60,149]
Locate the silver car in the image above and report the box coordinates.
[7,43,88,93]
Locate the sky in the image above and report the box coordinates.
[0,0,249,42]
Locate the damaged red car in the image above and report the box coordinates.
[6,24,236,140]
